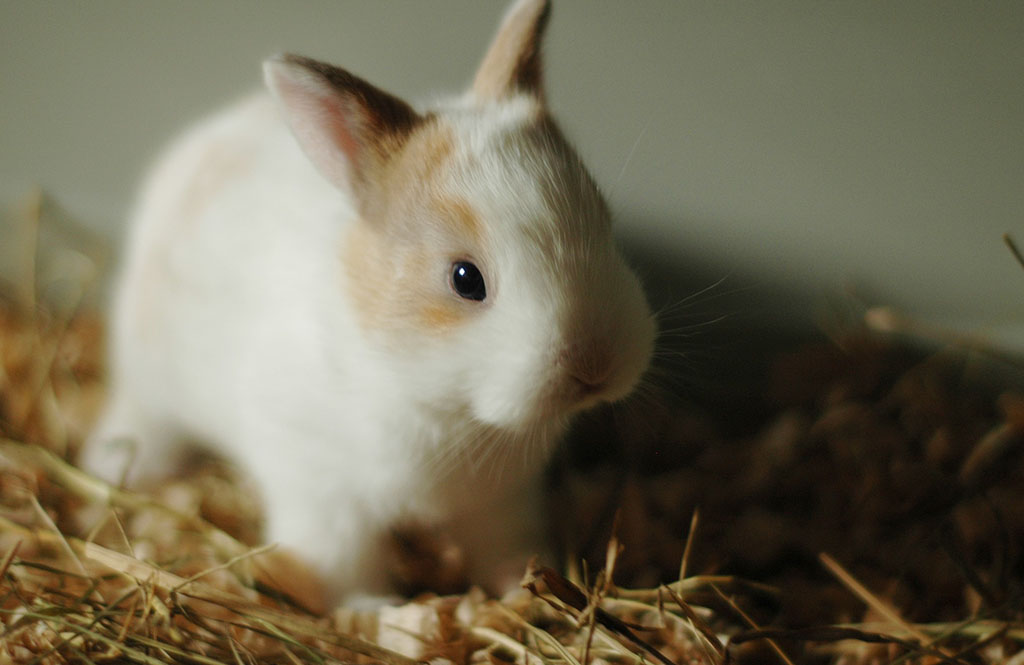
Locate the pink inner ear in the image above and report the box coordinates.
[316,93,364,174]
[267,55,422,193]
[265,61,365,192]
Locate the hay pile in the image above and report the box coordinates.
[2,196,1023,664]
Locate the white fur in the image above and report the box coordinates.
[82,0,655,604]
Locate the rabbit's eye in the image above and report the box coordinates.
[451,261,486,301]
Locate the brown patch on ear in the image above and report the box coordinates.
[280,55,420,151]
[473,0,551,101]
[267,54,423,197]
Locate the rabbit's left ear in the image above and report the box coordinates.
[264,54,422,198]
[471,0,551,103]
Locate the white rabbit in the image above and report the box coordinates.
[82,0,655,604]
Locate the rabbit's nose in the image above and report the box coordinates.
[558,343,613,398]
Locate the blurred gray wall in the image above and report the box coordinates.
[2,1,1023,347]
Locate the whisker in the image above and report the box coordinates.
[652,274,736,320]
[610,122,650,195]
[656,315,732,339]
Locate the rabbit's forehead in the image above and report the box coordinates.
[440,108,610,239]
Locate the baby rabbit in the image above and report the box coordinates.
[82,0,655,604]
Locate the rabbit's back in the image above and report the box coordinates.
[107,93,359,451]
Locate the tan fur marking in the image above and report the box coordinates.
[342,116,487,337]
[433,195,482,242]
[419,301,469,330]
[360,119,454,219]
[407,121,455,182]
[345,220,472,335]
[344,221,391,329]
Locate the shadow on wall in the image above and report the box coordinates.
[550,217,831,570]
[571,213,1024,479]
[617,216,826,416]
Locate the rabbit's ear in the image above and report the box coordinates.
[264,54,422,195]
[472,0,551,103]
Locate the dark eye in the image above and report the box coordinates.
[451,261,486,301]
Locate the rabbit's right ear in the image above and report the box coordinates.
[264,54,422,197]
[472,0,551,102]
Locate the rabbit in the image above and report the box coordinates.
[81,0,656,605]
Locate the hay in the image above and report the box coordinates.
[2,193,1023,664]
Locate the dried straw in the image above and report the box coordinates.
[3,191,1023,664]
